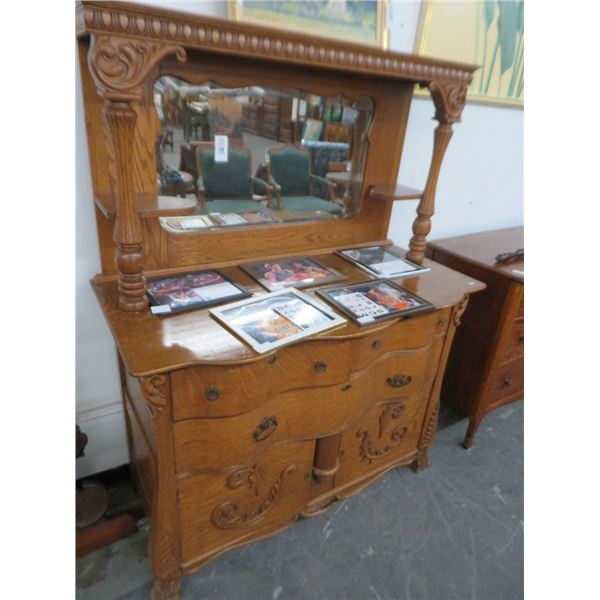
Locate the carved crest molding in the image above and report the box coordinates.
[78,2,475,89]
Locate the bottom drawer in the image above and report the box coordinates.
[489,357,524,406]
[178,440,315,566]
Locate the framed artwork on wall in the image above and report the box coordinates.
[228,0,389,49]
[415,0,524,107]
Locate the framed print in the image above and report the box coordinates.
[317,279,433,326]
[337,246,430,278]
[210,289,346,353]
[228,1,389,49]
[241,256,345,291]
[415,0,523,107]
[301,118,323,143]
[147,270,251,315]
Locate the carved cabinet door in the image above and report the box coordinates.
[177,440,315,566]
[334,392,430,487]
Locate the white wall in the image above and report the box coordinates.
[76,0,523,477]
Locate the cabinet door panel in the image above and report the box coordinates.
[178,440,314,565]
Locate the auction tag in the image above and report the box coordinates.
[214,135,229,163]
[151,305,172,315]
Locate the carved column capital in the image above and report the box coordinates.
[427,80,469,126]
[88,33,186,101]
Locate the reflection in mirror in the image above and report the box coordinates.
[153,77,373,231]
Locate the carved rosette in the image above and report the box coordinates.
[357,402,408,463]
[141,374,169,416]
[211,464,296,529]
[88,34,186,101]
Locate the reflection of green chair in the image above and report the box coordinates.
[266,145,343,215]
[196,146,273,214]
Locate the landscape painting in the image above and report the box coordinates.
[228,1,387,47]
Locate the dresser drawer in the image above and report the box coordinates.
[171,309,449,421]
[488,357,524,406]
[504,318,524,361]
[178,440,314,565]
[173,348,439,474]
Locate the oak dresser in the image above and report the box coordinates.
[77,2,484,597]
[426,227,524,448]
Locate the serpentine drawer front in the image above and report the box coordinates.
[172,347,440,474]
[170,310,446,421]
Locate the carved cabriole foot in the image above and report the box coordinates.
[150,576,181,600]
[411,448,430,472]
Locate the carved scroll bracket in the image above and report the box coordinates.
[88,34,186,101]
[453,294,470,327]
[141,375,169,416]
[406,79,470,265]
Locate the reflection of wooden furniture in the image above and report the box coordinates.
[261,93,294,142]
[324,121,352,144]
[325,170,362,211]
[426,227,524,448]
[77,3,479,597]
[242,101,263,135]
[156,137,194,198]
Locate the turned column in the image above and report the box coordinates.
[87,34,186,311]
[406,81,469,265]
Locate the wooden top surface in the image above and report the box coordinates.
[428,226,524,282]
[92,247,485,377]
[77,1,476,87]
[95,193,198,220]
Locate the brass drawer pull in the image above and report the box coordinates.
[314,361,327,373]
[205,386,220,401]
[372,339,382,349]
[501,377,513,388]
[253,416,278,442]
[341,383,353,392]
[387,374,412,388]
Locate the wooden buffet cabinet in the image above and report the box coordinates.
[76,2,483,598]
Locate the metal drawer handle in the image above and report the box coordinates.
[314,361,327,373]
[501,377,513,388]
[205,386,220,401]
[372,339,382,349]
[387,374,412,388]
[253,416,278,442]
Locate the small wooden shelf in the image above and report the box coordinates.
[95,192,198,220]
[369,184,423,201]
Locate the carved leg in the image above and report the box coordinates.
[411,448,429,472]
[150,576,181,600]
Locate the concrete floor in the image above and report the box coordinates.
[76,402,523,600]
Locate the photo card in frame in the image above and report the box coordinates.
[317,279,434,326]
[147,270,251,316]
[210,288,347,354]
[241,256,345,292]
[337,245,430,278]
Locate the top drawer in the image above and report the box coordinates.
[171,309,449,420]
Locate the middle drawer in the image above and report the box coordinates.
[173,346,441,475]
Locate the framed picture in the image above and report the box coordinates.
[415,0,523,107]
[301,118,323,143]
[241,256,345,292]
[147,270,251,315]
[337,246,430,278]
[210,288,346,353]
[317,279,434,326]
[228,1,389,49]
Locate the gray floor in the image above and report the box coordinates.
[76,402,523,600]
